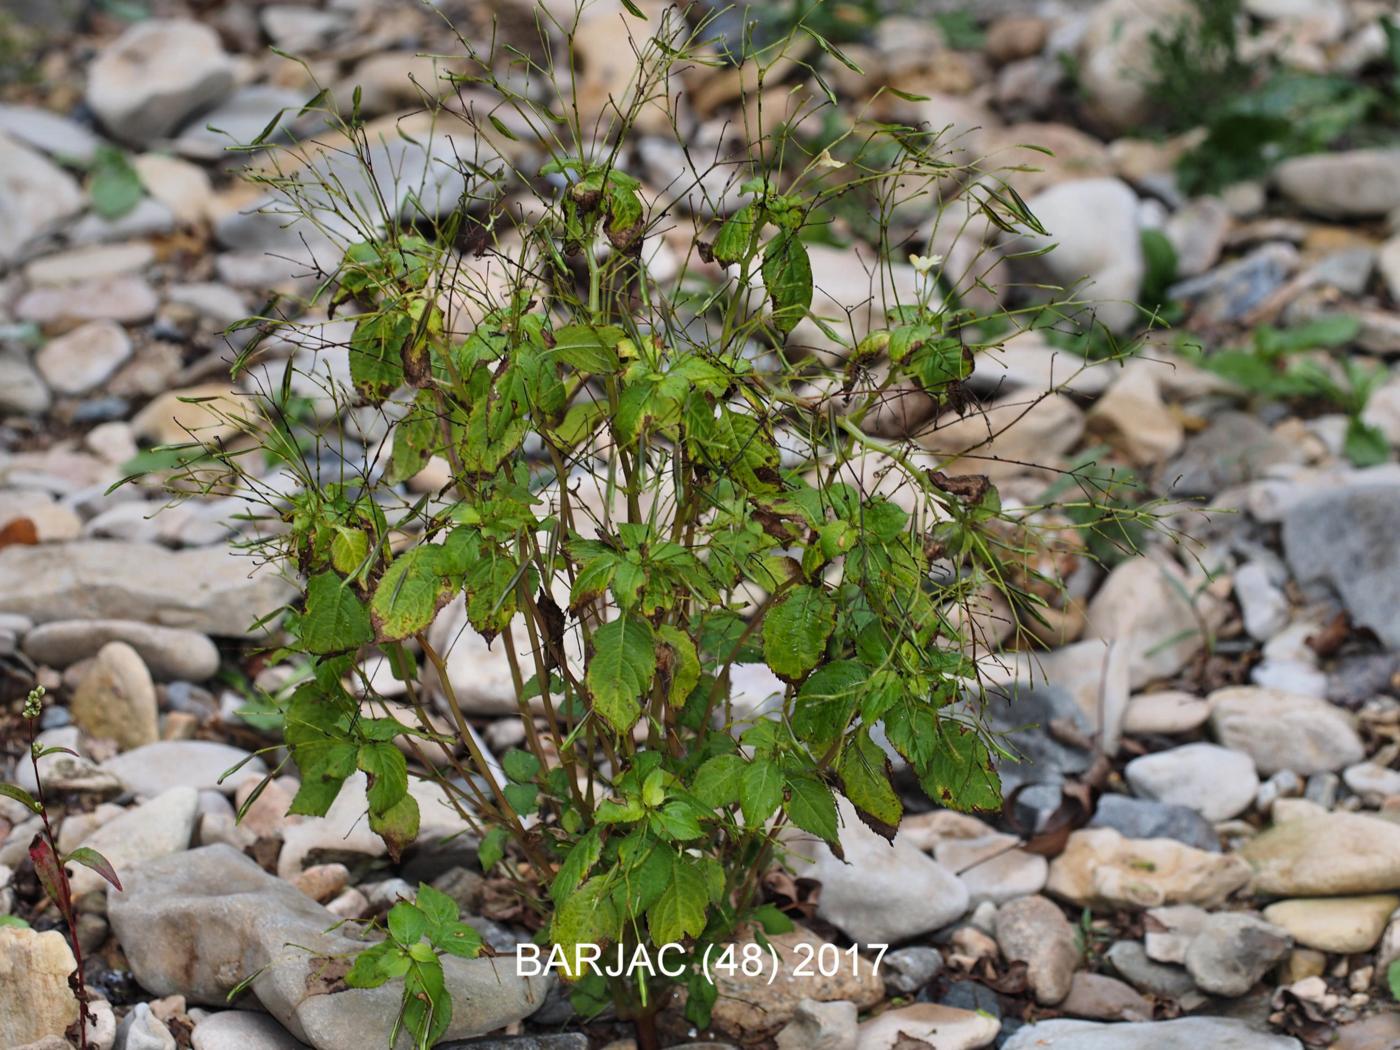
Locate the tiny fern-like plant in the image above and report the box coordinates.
[166,2,1117,1046]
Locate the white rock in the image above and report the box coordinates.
[788,797,969,947]
[85,19,235,146]
[0,103,102,164]
[1086,361,1184,465]
[0,132,84,265]
[935,834,1049,906]
[1209,686,1365,776]
[132,153,214,226]
[23,242,154,286]
[191,1010,308,1050]
[0,926,79,1047]
[1018,178,1144,333]
[1084,557,1224,689]
[1122,690,1211,736]
[0,355,52,415]
[1275,149,1400,218]
[1342,762,1400,799]
[34,320,133,395]
[1234,562,1290,641]
[1125,743,1260,822]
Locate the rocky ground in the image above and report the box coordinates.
[3,0,1400,1048]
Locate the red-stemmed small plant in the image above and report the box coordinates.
[1,686,122,1050]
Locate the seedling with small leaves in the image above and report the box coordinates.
[2,687,122,1050]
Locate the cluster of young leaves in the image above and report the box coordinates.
[345,883,483,1050]
[1147,1,1400,194]
[1190,315,1390,466]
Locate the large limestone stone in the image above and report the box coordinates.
[1004,1016,1302,1049]
[708,925,883,1040]
[1209,686,1364,776]
[69,640,159,751]
[1262,895,1400,953]
[84,19,235,145]
[0,926,79,1047]
[1047,828,1251,909]
[1242,813,1400,896]
[0,541,296,638]
[109,845,551,1050]
[787,798,969,947]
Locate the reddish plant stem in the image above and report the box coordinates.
[27,719,91,1050]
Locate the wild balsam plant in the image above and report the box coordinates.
[174,3,1105,1046]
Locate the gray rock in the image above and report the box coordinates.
[1004,1016,1302,1049]
[109,845,552,1050]
[1058,971,1152,1021]
[0,103,102,164]
[85,19,235,145]
[774,997,857,1050]
[23,619,220,681]
[1168,243,1298,325]
[995,895,1081,1005]
[978,683,1095,793]
[0,354,52,416]
[1158,412,1303,498]
[0,132,84,265]
[1275,149,1400,218]
[1281,483,1400,650]
[174,86,306,160]
[101,741,265,797]
[191,1011,308,1050]
[1125,743,1259,822]
[0,540,296,639]
[66,786,199,900]
[1183,913,1291,996]
[1103,940,1201,1003]
[879,946,944,995]
[786,797,968,947]
[1089,794,1219,852]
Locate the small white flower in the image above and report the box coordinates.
[908,252,945,276]
[815,148,844,170]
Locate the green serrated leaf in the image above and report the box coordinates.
[739,758,784,827]
[502,749,541,782]
[838,728,902,839]
[692,753,744,808]
[301,572,373,654]
[359,741,409,814]
[648,853,707,944]
[371,547,450,642]
[711,203,756,265]
[761,231,813,335]
[586,615,657,732]
[478,827,508,873]
[762,584,835,679]
[553,879,620,974]
[388,900,429,945]
[784,774,839,844]
[656,624,701,704]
